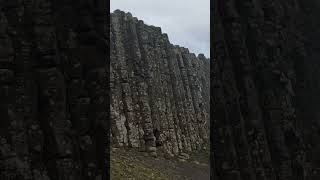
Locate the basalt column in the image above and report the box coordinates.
[110,10,210,156]
[212,0,320,180]
[0,1,108,179]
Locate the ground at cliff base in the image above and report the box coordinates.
[110,147,210,180]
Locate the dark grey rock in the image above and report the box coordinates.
[212,0,320,180]
[110,10,210,156]
[0,0,108,179]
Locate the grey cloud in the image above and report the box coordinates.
[111,0,210,58]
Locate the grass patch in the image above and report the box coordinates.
[110,148,180,180]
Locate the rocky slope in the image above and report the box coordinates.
[110,10,210,157]
[212,0,320,180]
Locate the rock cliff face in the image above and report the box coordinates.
[212,0,320,180]
[0,1,108,179]
[110,10,210,156]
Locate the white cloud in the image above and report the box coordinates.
[111,0,210,58]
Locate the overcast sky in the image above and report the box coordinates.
[111,0,210,58]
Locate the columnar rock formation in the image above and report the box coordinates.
[110,10,210,156]
[212,0,320,180]
[0,1,108,179]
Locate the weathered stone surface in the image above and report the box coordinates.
[212,0,320,180]
[110,10,210,156]
[0,0,108,179]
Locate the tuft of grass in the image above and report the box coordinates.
[110,149,180,180]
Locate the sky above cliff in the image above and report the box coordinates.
[111,0,210,58]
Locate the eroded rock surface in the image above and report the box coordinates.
[212,0,320,180]
[110,10,210,156]
[0,1,108,179]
